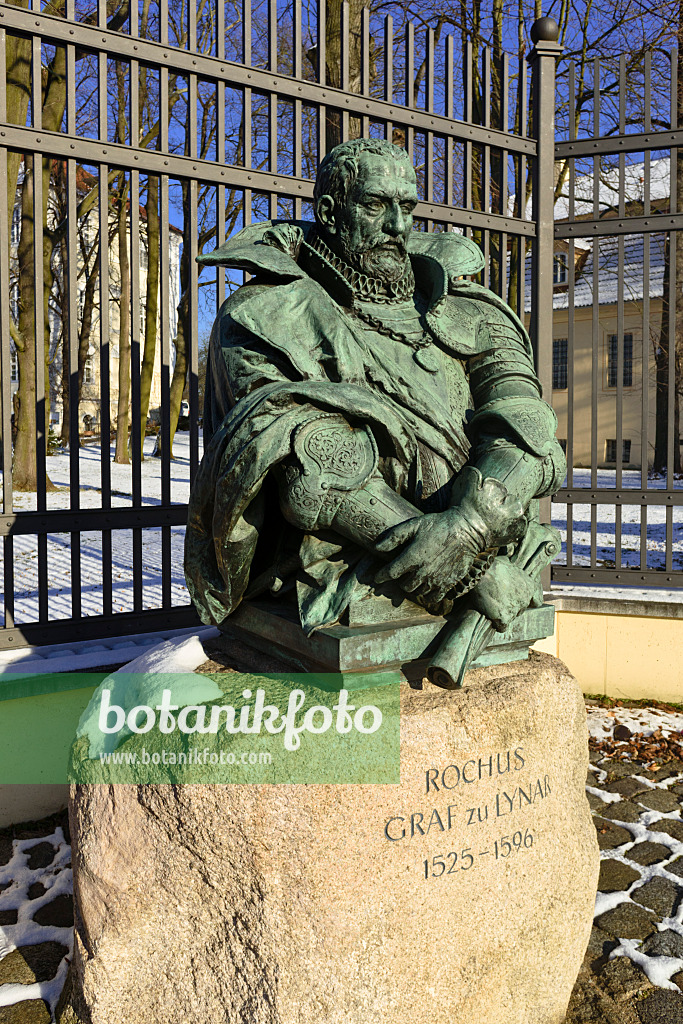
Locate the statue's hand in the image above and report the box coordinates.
[374,508,480,605]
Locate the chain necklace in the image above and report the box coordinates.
[307,230,441,373]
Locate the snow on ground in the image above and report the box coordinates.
[587,707,683,742]
[0,444,681,626]
[551,469,683,575]
[0,433,201,623]
[0,828,73,1017]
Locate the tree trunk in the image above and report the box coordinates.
[113,174,131,464]
[324,0,363,149]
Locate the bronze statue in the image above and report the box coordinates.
[185,139,564,687]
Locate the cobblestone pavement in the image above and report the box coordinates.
[1,742,683,1021]
[566,752,683,1024]
[0,811,72,1023]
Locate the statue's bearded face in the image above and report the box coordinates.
[324,153,418,283]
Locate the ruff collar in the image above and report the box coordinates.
[304,229,415,304]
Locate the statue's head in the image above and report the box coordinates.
[313,139,417,283]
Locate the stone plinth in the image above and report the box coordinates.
[222,595,556,682]
[61,652,598,1024]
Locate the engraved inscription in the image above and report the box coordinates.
[383,747,552,880]
[423,828,534,880]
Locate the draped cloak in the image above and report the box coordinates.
[184,221,541,634]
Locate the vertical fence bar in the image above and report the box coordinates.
[516,55,527,316]
[0,24,14,628]
[640,50,652,569]
[590,56,600,569]
[130,170,143,612]
[483,45,491,229]
[404,22,414,161]
[528,24,561,420]
[99,158,113,617]
[188,178,199,488]
[292,0,302,217]
[498,52,509,296]
[269,0,278,178]
[240,1,252,227]
[384,14,393,143]
[217,0,226,309]
[340,2,350,140]
[565,61,576,566]
[317,0,327,160]
[129,0,142,612]
[614,53,626,569]
[159,0,171,611]
[33,154,47,621]
[464,41,473,222]
[65,0,82,619]
[528,21,561,585]
[425,28,434,228]
[666,50,677,570]
[360,7,370,138]
[445,33,453,208]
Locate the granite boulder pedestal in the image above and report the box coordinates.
[60,651,598,1024]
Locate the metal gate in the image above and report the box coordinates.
[551,52,683,590]
[0,1,555,648]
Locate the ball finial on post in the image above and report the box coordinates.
[530,16,560,44]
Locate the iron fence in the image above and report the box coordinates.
[550,50,683,590]
[0,0,555,648]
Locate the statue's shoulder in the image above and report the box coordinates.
[408,231,485,282]
[197,220,316,279]
[446,281,531,351]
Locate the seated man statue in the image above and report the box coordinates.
[185,138,565,687]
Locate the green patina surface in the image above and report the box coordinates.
[184,139,566,688]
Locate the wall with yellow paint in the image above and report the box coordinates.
[535,598,683,703]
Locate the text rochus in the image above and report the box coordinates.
[383,747,553,841]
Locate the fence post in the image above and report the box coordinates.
[528,17,562,589]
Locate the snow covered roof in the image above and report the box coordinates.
[528,232,668,311]
[519,156,673,311]
[553,155,671,221]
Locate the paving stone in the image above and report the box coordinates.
[666,857,683,879]
[605,777,650,798]
[0,881,11,894]
[0,941,68,985]
[0,839,13,868]
[587,792,608,811]
[627,842,672,866]
[595,901,657,939]
[637,988,683,1023]
[641,929,683,959]
[27,882,46,900]
[25,843,55,871]
[31,894,73,928]
[587,771,598,787]
[647,819,683,842]
[0,950,35,986]
[601,801,644,823]
[670,784,683,797]
[598,859,642,893]
[0,909,18,926]
[674,971,683,992]
[647,764,683,782]
[602,760,640,780]
[638,790,681,813]
[631,877,681,917]
[585,925,620,961]
[601,956,650,1000]
[0,1002,51,1024]
[593,816,632,850]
